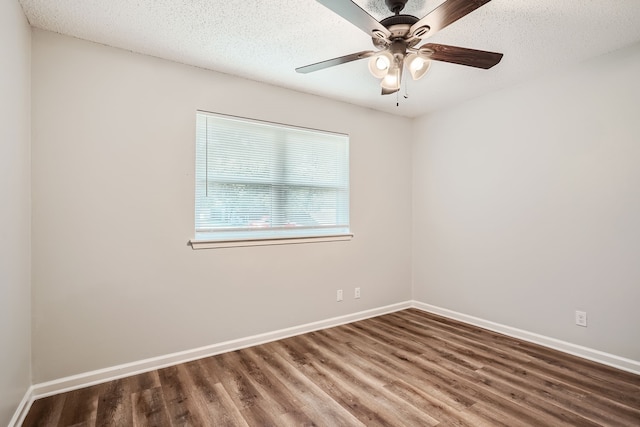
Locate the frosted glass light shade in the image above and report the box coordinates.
[368,51,393,79]
[380,63,401,94]
[405,53,431,80]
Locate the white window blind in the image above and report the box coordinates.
[194,111,350,243]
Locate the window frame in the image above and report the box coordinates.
[190,111,353,249]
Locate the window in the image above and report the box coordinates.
[191,111,351,248]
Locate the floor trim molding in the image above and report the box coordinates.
[31,301,412,400]
[8,385,34,427]
[21,299,639,416]
[412,301,640,375]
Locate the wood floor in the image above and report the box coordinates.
[23,309,640,426]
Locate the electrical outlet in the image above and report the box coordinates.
[337,289,343,302]
[575,310,587,327]
[355,287,361,299]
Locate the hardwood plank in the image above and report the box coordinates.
[350,317,617,426]
[298,331,441,426]
[463,401,534,427]
[95,378,133,427]
[56,383,104,426]
[346,319,574,426]
[186,357,221,385]
[381,379,489,427]
[276,407,321,427]
[181,359,249,426]
[336,323,478,410]
[368,324,591,425]
[516,346,640,407]
[342,321,495,406]
[268,336,433,425]
[208,350,281,426]
[477,363,640,426]
[131,386,172,427]
[21,395,66,427]
[251,344,366,425]
[381,311,535,367]
[403,314,639,426]
[157,364,211,426]
[234,347,306,416]
[128,370,161,394]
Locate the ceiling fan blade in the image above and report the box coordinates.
[296,51,375,74]
[422,43,503,69]
[317,0,391,39]
[409,0,492,40]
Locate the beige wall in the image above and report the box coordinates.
[0,1,32,424]
[21,10,640,397]
[31,30,413,382]
[412,42,640,361]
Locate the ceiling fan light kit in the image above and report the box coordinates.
[381,61,402,94]
[368,51,394,78]
[296,0,504,96]
[406,53,431,80]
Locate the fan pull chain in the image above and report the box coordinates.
[396,82,409,107]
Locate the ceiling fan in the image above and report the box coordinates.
[296,0,503,95]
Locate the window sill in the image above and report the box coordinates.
[189,233,354,249]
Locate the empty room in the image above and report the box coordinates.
[2,0,640,425]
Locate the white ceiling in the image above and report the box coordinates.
[18,0,640,118]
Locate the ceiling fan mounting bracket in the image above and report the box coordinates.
[385,0,409,14]
[380,14,419,29]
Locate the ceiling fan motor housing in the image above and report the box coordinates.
[373,18,421,49]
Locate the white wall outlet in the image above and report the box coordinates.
[355,287,361,299]
[575,310,587,327]
[337,289,343,302]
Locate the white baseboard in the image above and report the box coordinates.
[31,301,412,400]
[8,385,34,427]
[19,298,639,419]
[412,301,640,376]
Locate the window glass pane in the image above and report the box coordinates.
[195,111,350,241]
[196,183,272,230]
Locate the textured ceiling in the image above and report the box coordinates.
[18,0,640,117]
